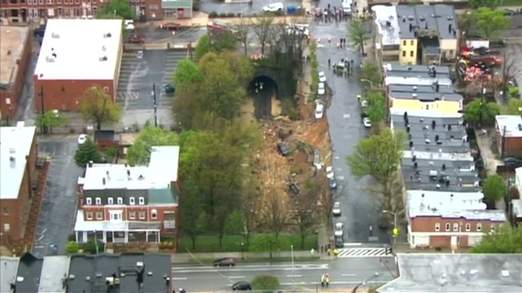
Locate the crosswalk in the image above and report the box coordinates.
[336,247,389,258]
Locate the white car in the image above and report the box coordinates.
[315,102,324,119]
[136,50,144,59]
[332,201,341,217]
[334,222,344,237]
[326,166,335,179]
[318,82,325,96]
[318,71,326,83]
[363,117,372,128]
[263,2,284,12]
[342,0,352,15]
[78,134,88,145]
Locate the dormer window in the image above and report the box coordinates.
[117,197,123,205]
[95,197,101,205]
[129,197,135,205]
[86,198,92,205]
[139,197,145,205]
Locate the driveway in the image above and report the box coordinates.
[32,135,83,257]
[311,8,389,244]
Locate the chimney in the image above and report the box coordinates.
[88,161,93,168]
[409,23,413,32]
[448,24,452,33]
[442,164,446,170]
[432,120,436,129]
[448,124,452,131]
[102,178,106,185]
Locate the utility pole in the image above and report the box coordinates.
[152,82,158,127]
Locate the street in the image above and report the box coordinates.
[200,0,302,16]
[171,257,396,291]
[310,4,390,244]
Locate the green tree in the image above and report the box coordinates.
[65,241,79,254]
[367,91,386,125]
[179,186,205,250]
[503,98,522,115]
[349,19,370,55]
[474,7,511,41]
[360,62,382,91]
[251,275,280,292]
[347,129,406,210]
[464,98,500,127]
[195,34,212,61]
[126,126,179,165]
[294,179,318,249]
[96,0,135,19]
[36,110,68,135]
[483,175,507,202]
[75,138,102,167]
[80,86,122,130]
[471,225,522,253]
[224,210,244,235]
[173,59,203,93]
[469,0,500,9]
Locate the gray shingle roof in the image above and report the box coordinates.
[396,4,458,40]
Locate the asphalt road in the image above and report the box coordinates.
[200,0,302,16]
[32,136,83,257]
[311,4,390,244]
[171,257,397,291]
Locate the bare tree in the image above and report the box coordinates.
[252,15,275,56]
[292,179,319,249]
[234,17,250,56]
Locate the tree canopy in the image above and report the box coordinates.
[75,138,101,167]
[126,126,179,165]
[471,225,522,253]
[360,62,382,90]
[366,91,386,125]
[80,86,122,130]
[503,98,522,115]
[96,0,135,19]
[464,98,500,127]
[36,110,68,135]
[349,19,370,55]
[474,8,511,40]
[469,0,500,9]
[483,175,507,202]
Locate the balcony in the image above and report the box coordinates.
[128,221,161,230]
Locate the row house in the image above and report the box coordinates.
[74,146,179,244]
[495,115,522,158]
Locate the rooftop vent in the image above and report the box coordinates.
[408,15,414,21]
[99,56,108,61]
[447,16,453,21]
[147,271,153,276]
[419,17,425,22]
[16,276,24,283]
[51,32,60,38]
[412,86,417,91]
[425,139,431,144]
[88,161,93,168]
[69,274,75,280]
[104,32,112,38]
[501,270,510,277]
[136,261,144,268]
[46,56,55,62]
[96,273,103,278]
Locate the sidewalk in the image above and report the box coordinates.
[171,250,322,264]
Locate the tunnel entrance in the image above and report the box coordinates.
[249,76,278,119]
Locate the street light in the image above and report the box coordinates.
[151,83,158,127]
[290,244,295,273]
[351,272,379,293]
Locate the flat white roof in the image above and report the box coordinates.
[390,108,463,118]
[74,210,128,232]
[407,190,506,221]
[79,146,179,190]
[403,150,474,162]
[385,76,453,86]
[34,19,122,80]
[496,115,522,138]
[0,257,19,293]
[0,125,36,199]
[38,256,70,293]
[372,5,400,46]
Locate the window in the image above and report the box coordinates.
[151,209,157,220]
[476,223,482,232]
[2,208,9,216]
[138,197,145,205]
[402,51,406,57]
[490,224,495,233]
[117,197,123,205]
[452,223,459,232]
[129,211,136,220]
[107,197,113,205]
[3,223,10,232]
[96,211,103,220]
[86,211,93,220]
[129,197,135,205]
[410,50,414,57]
[410,40,414,46]
[403,40,406,46]
[138,211,146,220]
[110,210,122,221]
[95,197,101,205]
[445,223,451,231]
[434,223,440,232]
[465,223,471,232]
[425,104,429,110]
[86,198,92,205]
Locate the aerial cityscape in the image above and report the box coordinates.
[0,0,522,292]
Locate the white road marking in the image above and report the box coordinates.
[286,274,303,278]
[228,276,246,279]
[172,277,188,281]
[338,176,345,180]
[343,113,350,118]
[342,273,356,277]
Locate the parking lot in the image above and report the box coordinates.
[117,49,189,128]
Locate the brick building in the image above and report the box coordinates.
[495,115,522,158]
[407,190,506,249]
[33,19,122,112]
[0,123,37,245]
[74,146,179,244]
[0,25,31,122]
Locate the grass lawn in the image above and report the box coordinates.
[501,0,522,6]
[178,233,318,253]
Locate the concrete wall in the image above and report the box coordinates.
[399,38,418,65]
[390,98,462,114]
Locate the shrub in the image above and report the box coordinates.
[65,241,80,254]
[209,11,218,18]
[81,240,105,254]
[227,12,235,17]
[252,275,280,292]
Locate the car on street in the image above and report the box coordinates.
[164,84,175,95]
[326,166,337,189]
[360,99,368,108]
[334,222,344,237]
[263,2,284,12]
[504,157,522,169]
[160,22,181,31]
[341,0,352,15]
[328,177,338,190]
[213,257,235,267]
[318,82,326,96]
[332,201,341,217]
[78,134,87,145]
[315,101,324,119]
[232,281,252,290]
[136,50,144,59]
[318,71,326,83]
[363,117,372,128]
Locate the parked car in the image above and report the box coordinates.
[326,166,334,179]
[288,183,300,195]
[277,142,290,156]
[164,84,176,95]
[160,22,181,31]
[136,50,144,59]
[263,2,284,12]
[362,117,372,128]
[318,82,326,96]
[468,54,503,66]
[332,201,341,217]
[315,101,324,119]
[124,19,135,30]
[318,71,326,83]
[232,281,252,290]
[504,157,522,168]
[335,235,344,248]
[313,149,322,170]
[334,222,344,237]
[328,177,338,190]
[213,257,235,267]
[78,134,88,145]
[341,0,352,15]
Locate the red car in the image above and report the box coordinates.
[160,22,180,31]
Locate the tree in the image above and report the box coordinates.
[251,275,280,292]
[464,98,500,127]
[96,0,135,19]
[483,175,507,202]
[65,241,79,254]
[234,18,250,56]
[252,15,275,56]
[360,62,382,91]
[503,98,522,115]
[80,86,122,130]
[179,184,205,250]
[350,19,370,55]
[195,34,212,61]
[294,179,318,249]
[75,138,101,167]
[126,126,179,165]
[471,225,522,253]
[173,59,203,93]
[474,7,511,41]
[469,0,500,9]
[224,210,244,235]
[36,110,68,135]
[367,91,386,125]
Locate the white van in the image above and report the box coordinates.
[341,0,352,15]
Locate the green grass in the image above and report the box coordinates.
[178,233,318,253]
[500,0,522,6]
